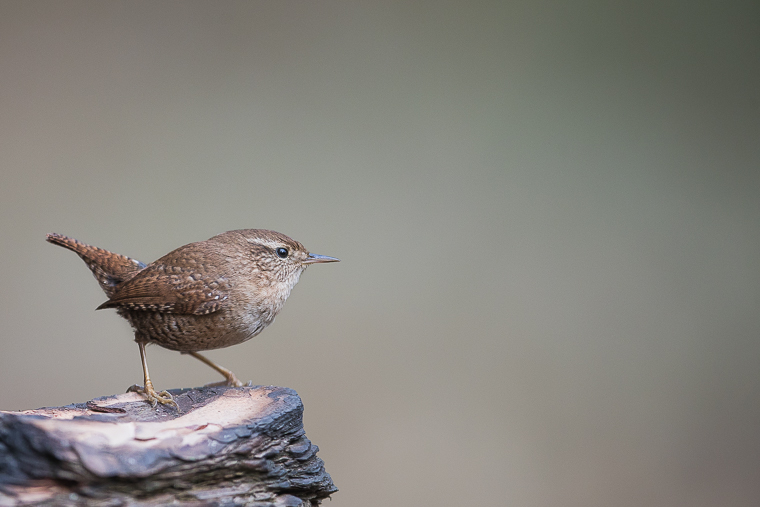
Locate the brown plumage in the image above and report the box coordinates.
[47,230,339,410]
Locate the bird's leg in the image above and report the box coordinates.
[127,342,179,410]
[186,351,249,387]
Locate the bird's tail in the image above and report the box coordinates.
[46,233,146,298]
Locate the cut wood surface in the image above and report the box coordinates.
[0,386,336,506]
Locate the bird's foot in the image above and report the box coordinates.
[204,372,250,388]
[127,383,180,411]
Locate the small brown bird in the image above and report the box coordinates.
[47,230,339,410]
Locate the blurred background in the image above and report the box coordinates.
[1,1,759,505]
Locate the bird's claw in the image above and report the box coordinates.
[203,371,248,388]
[203,378,247,388]
[127,383,180,411]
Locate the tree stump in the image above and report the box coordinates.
[0,386,337,506]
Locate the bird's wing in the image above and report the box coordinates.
[96,262,231,315]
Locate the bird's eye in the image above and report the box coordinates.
[276,247,289,258]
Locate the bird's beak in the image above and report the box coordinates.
[304,253,340,264]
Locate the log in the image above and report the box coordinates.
[0,386,337,506]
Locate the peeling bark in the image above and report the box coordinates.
[0,386,336,506]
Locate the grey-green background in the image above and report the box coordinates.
[2,1,759,505]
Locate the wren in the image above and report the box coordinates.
[46,229,339,410]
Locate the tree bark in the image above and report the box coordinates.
[0,386,337,506]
